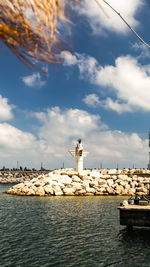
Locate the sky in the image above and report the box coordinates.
[0,0,150,170]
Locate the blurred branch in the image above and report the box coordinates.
[0,0,80,72]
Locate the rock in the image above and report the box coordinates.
[137,177,144,183]
[75,189,87,195]
[44,185,54,195]
[136,187,147,194]
[106,187,114,194]
[53,185,64,196]
[85,187,96,194]
[12,183,25,190]
[60,175,72,185]
[118,175,129,180]
[101,169,109,175]
[112,175,117,181]
[122,189,128,195]
[72,175,81,183]
[128,188,136,195]
[63,187,75,196]
[35,186,45,196]
[90,171,103,178]
[102,175,111,179]
[84,193,94,196]
[79,175,91,181]
[124,183,131,190]
[98,179,107,185]
[26,188,36,195]
[132,175,138,181]
[107,179,114,187]
[119,181,128,187]
[130,181,138,188]
[114,185,124,195]
[71,182,83,191]
[82,180,90,188]
[108,169,117,175]
[33,180,45,187]
[89,181,99,187]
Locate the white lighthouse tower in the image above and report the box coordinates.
[69,139,89,172]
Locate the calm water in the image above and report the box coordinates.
[1,185,150,267]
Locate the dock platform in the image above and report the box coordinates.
[119,204,150,228]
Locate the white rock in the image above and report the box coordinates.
[71,182,83,191]
[35,186,45,196]
[72,175,81,183]
[60,175,72,184]
[90,171,103,178]
[107,179,114,187]
[108,169,117,174]
[63,187,75,195]
[53,185,64,196]
[85,187,96,194]
[44,185,54,195]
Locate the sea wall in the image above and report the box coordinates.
[0,171,50,184]
[5,168,150,196]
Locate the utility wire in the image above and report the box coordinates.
[95,0,150,49]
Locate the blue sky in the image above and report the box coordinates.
[0,0,150,170]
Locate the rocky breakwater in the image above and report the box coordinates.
[5,168,150,196]
[0,171,50,184]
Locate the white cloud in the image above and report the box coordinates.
[78,0,143,35]
[33,106,108,144]
[0,123,37,149]
[83,94,101,107]
[0,122,44,168]
[86,130,148,169]
[21,72,46,88]
[102,97,132,113]
[95,55,150,112]
[83,94,132,113]
[62,51,150,113]
[61,51,78,66]
[31,106,148,169]
[0,95,14,121]
[132,42,150,59]
[0,106,148,169]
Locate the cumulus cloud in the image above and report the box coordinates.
[21,72,46,88]
[31,106,148,169]
[61,51,78,66]
[78,0,143,35]
[0,106,148,169]
[33,106,108,143]
[83,94,101,107]
[0,123,37,149]
[62,51,150,113]
[0,122,43,168]
[86,130,148,169]
[94,55,150,112]
[0,95,14,121]
[83,94,132,113]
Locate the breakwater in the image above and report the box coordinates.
[0,170,50,184]
[5,168,150,196]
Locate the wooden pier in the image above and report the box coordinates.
[119,204,150,228]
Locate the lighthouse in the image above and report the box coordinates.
[69,139,89,172]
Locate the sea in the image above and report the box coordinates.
[0,184,150,267]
